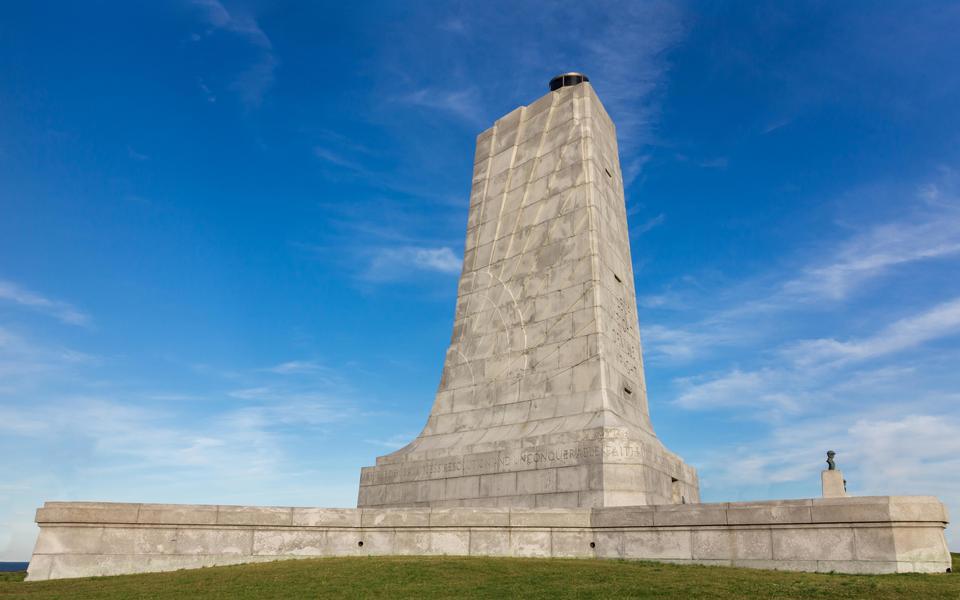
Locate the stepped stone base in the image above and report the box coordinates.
[360,428,700,509]
[26,496,951,580]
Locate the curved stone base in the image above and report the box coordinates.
[26,496,951,580]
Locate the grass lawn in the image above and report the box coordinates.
[0,554,956,599]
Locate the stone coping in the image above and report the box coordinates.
[36,496,948,529]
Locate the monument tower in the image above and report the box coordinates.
[359,73,699,508]
[27,73,950,580]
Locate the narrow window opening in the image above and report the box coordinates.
[613,273,622,283]
[604,168,612,178]
[671,478,685,504]
[623,386,632,395]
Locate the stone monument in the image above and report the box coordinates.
[25,74,951,580]
[358,72,698,510]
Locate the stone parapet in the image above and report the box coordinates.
[27,496,951,580]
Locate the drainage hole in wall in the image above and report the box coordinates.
[358,541,364,547]
[590,542,596,549]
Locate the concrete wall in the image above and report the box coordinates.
[27,496,951,580]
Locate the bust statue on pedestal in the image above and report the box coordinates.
[822,450,847,497]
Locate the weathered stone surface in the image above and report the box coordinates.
[175,528,254,556]
[292,508,361,528]
[811,496,891,523]
[137,504,218,525]
[27,497,951,580]
[358,80,698,508]
[771,526,856,561]
[622,530,692,560]
[218,506,293,527]
[37,502,140,524]
[253,530,327,556]
[821,470,846,498]
[726,500,812,525]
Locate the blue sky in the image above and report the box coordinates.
[2,1,959,559]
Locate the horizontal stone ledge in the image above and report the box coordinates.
[35,497,949,529]
[32,521,947,537]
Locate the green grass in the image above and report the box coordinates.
[0,554,957,599]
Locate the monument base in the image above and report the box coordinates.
[26,496,950,580]
[822,470,847,498]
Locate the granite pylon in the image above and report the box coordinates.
[359,77,699,509]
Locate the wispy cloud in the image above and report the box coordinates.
[399,87,486,126]
[785,296,960,368]
[632,213,665,238]
[641,323,733,361]
[192,0,277,109]
[313,146,364,171]
[364,246,462,281]
[578,1,686,158]
[641,174,960,363]
[0,279,90,326]
[229,54,278,109]
[264,360,327,375]
[363,432,417,449]
[193,0,271,48]
[384,1,686,158]
[782,203,960,302]
[674,368,803,413]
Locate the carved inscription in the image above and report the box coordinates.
[612,294,639,378]
[360,442,647,486]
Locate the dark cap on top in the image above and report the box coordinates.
[549,72,590,91]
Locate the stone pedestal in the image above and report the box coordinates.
[822,470,847,498]
[26,497,952,580]
[358,79,698,509]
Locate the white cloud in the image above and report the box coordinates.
[785,297,960,367]
[639,174,960,364]
[0,326,98,391]
[632,213,665,238]
[782,204,960,302]
[642,323,734,361]
[265,360,326,375]
[193,0,271,48]
[0,279,90,326]
[674,368,802,413]
[363,433,417,450]
[364,246,462,281]
[400,87,486,125]
[409,247,462,273]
